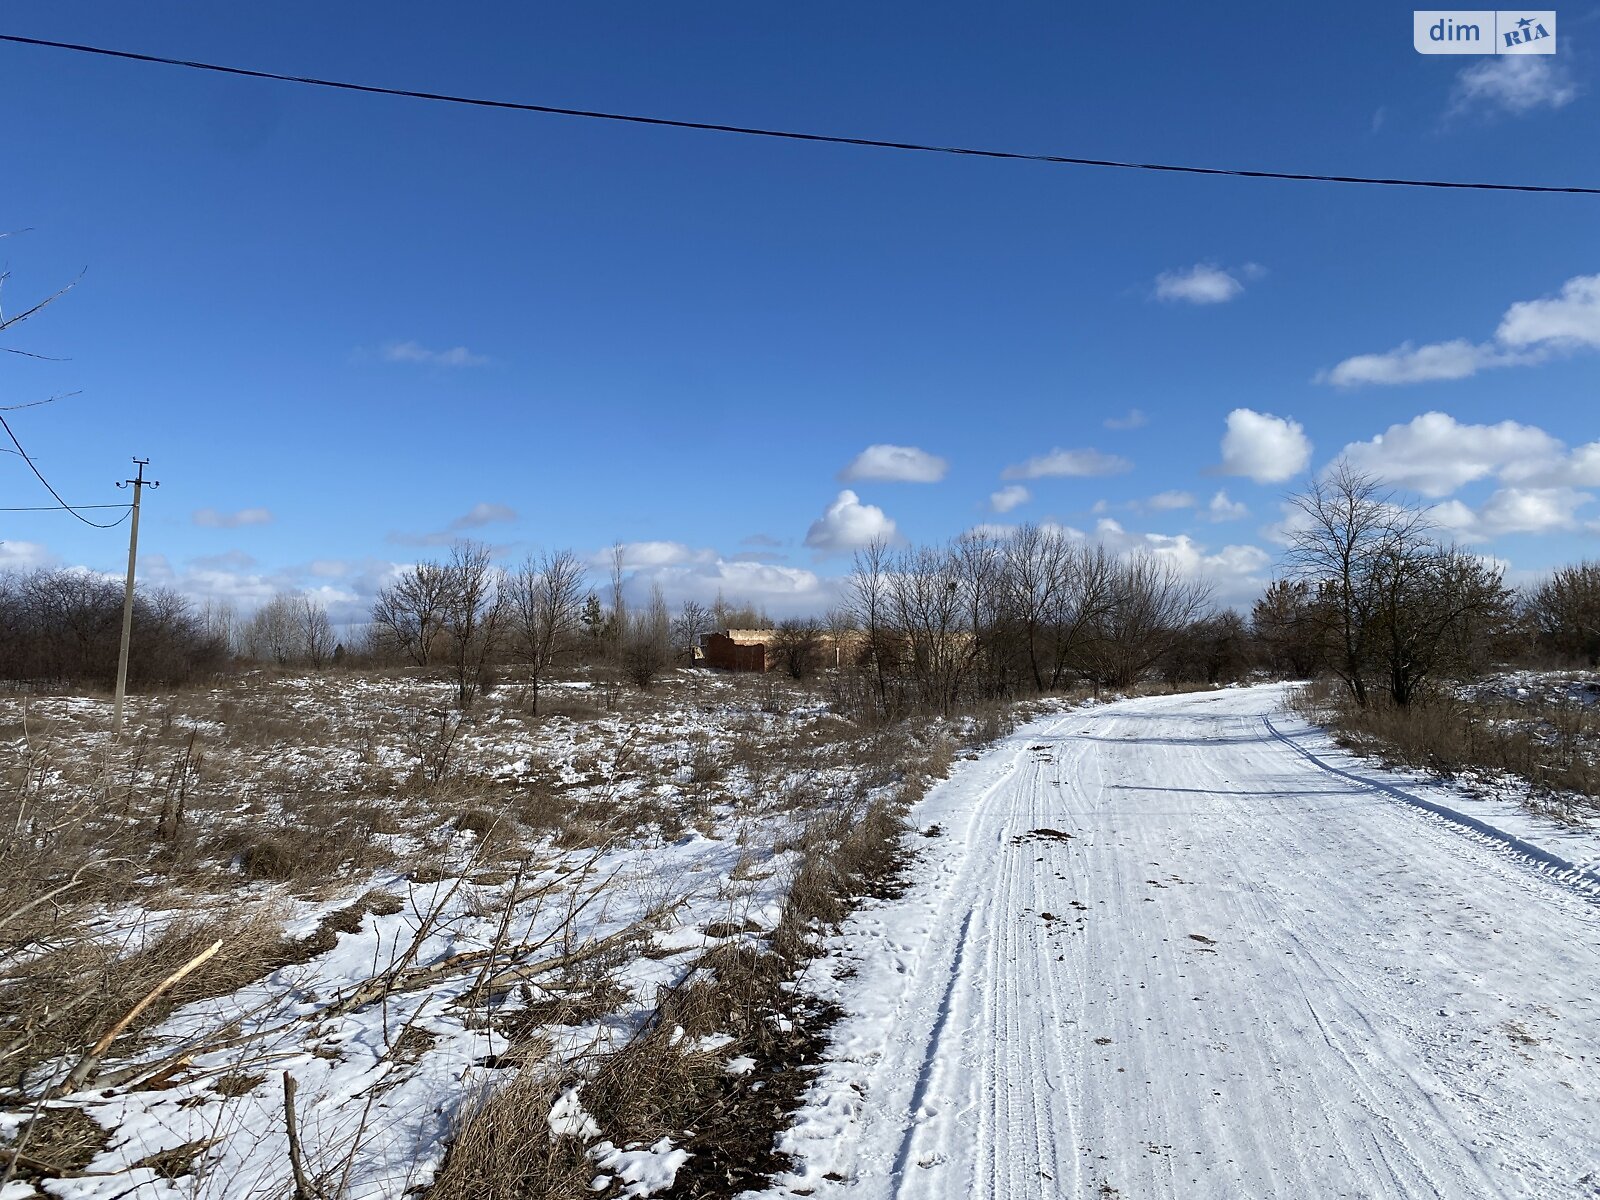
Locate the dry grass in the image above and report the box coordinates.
[1,665,1036,1195]
[0,903,292,1095]
[1292,678,1600,818]
[432,796,909,1200]
[430,686,1019,1200]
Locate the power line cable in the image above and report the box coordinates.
[0,504,131,511]
[3,32,1596,196]
[0,411,132,528]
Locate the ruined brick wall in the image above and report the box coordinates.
[700,632,769,672]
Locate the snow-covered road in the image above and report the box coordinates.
[765,685,1600,1200]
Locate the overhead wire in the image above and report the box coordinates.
[2,33,1596,196]
[0,411,132,528]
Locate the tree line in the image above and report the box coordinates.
[3,469,1597,706]
[364,543,768,709]
[0,569,228,688]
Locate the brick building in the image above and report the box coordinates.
[700,630,774,672]
[698,628,863,673]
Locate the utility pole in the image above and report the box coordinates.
[111,458,158,740]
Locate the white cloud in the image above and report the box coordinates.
[606,540,717,569]
[1450,55,1578,116]
[804,490,898,552]
[1091,518,1271,609]
[964,522,1021,542]
[193,507,273,529]
[839,444,948,483]
[381,340,489,367]
[962,517,1268,608]
[1103,408,1148,431]
[989,485,1031,514]
[1154,264,1245,305]
[1323,273,1600,387]
[1334,412,1567,497]
[1147,490,1196,511]
[1219,409,1311,484]
[1475,486,1592,536]
[191,550,257,572]
[1431,487,1593,541]
[1320,339,1514,387]
[390,502,519,546]
[1206,490,1249,522]
[1001,448,1132,480]
[598,547,844,620]
[614,555,839,619]
[449,502,518,530]
[141,555,397,626]
[0,539,54,570]
[1099,491,1239,519]
[1554,441,1600,487]
[1496,274,1600,349]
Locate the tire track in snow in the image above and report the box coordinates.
[1262,714,1600,901]
[760,688,1600,1199]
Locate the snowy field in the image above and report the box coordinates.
[0,670,1005,1199]
[8,677,1596,1198]
[763,684,1600,1199]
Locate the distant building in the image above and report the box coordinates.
[700,629,774,672]
[698,627,863,673]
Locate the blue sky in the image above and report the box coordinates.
[2,2,1597,619]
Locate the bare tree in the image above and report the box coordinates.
[1286,464,1512,705]
[951,529,1007,697]
[1044,543,1118,692]
[243,594,300,665]
[0,568,225,687]
[371,562,453,667]
[1001,523,1073,693]
[608,542,628,640]
[671,599,713,664]
[0,256,79,353]
[1163,611,1252,686]
[1083,554,1213,688]
[440,541,506,707]
[889,544,969,714]
[199,599,239,657]
[1285,464,1427,706]
[297,595,336,669]
[824,606,859,670]
[1368,542,1511,706]
[1251,578,1324,679]
[507,549,586,713]
[848,539,897,714]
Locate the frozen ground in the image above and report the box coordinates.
[763,684,1600,1199]
[0,671,990,1199]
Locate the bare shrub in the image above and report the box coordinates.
[773,619,823,680]
[1527,561,1600,666]
[620,586,672,690]
[775,796,908,956]
[404,708,467,787]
